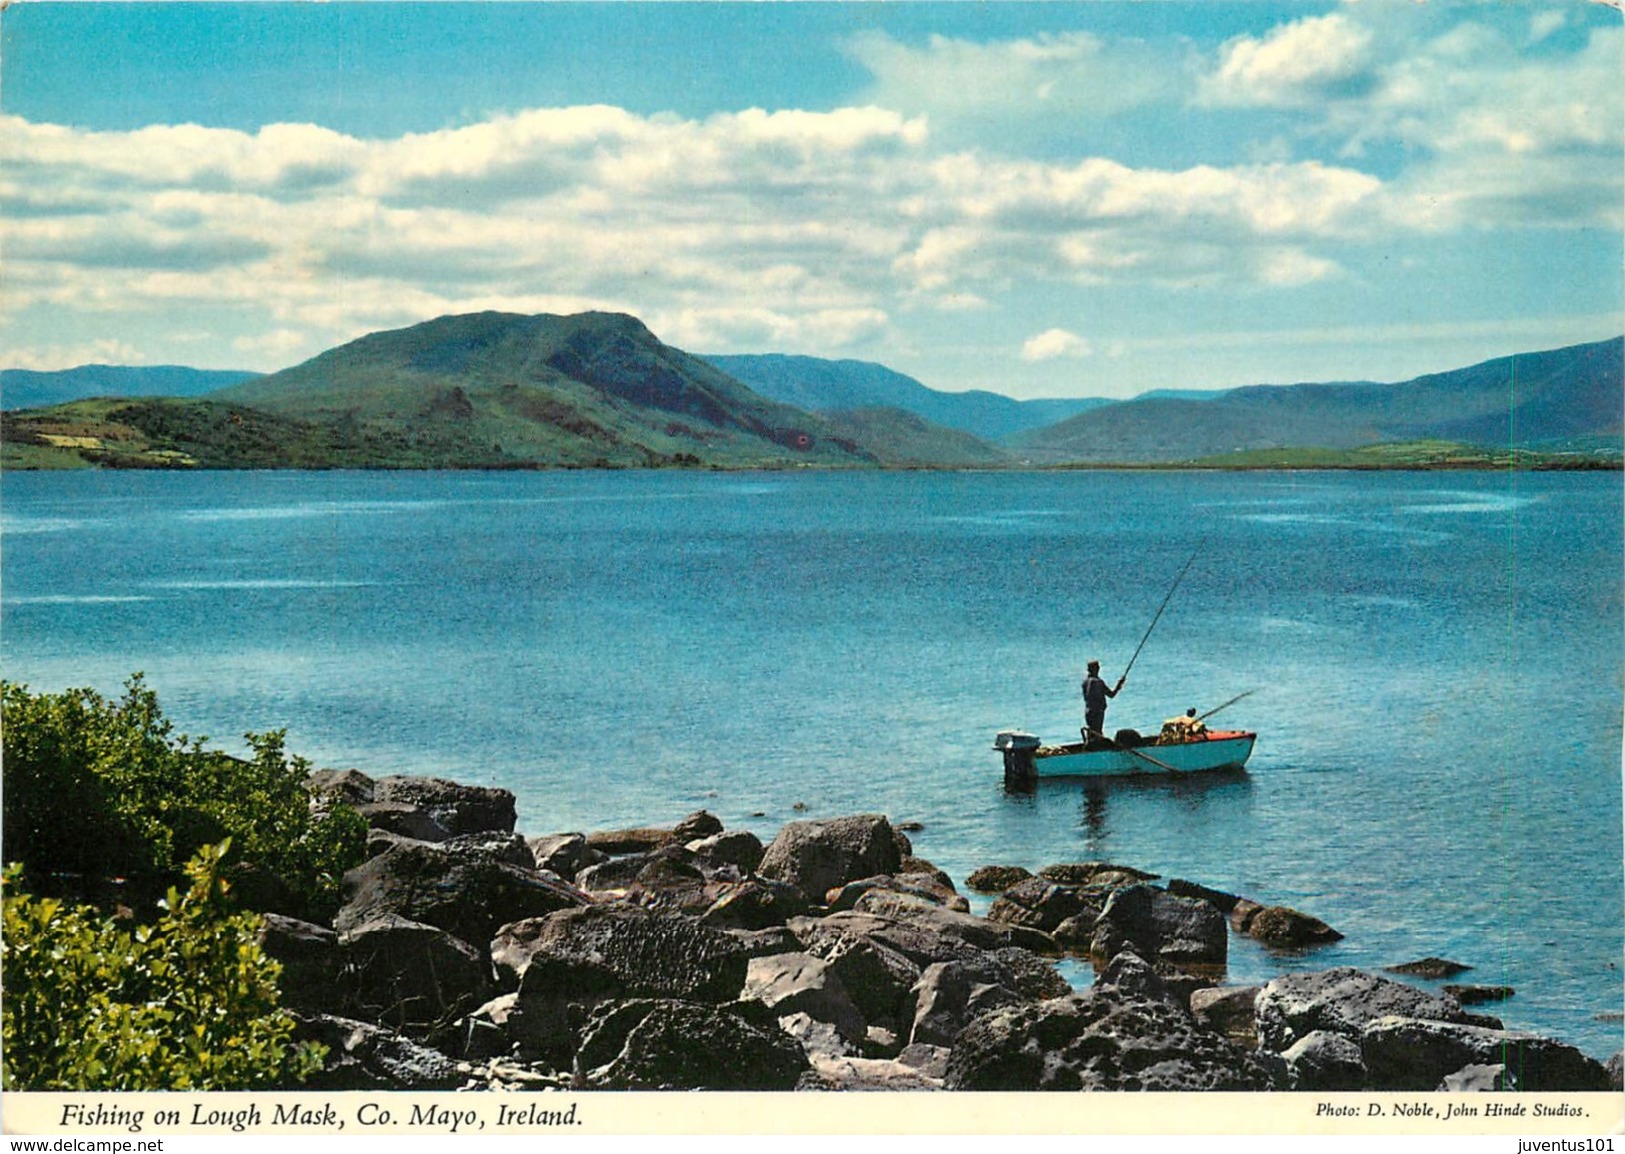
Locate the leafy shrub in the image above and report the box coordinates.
[1,676,366,921]
[1,843,325,1090]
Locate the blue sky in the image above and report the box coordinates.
[2,2,1620,398]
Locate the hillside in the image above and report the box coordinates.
[204,311,878,468]
[1011,337,1623,463]
[703,353,1108,439]
[1,365,261,412]
[819,407,1009,467]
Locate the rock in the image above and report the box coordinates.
[339,914,493,1031]
[1385,957,1472,979]
[896,856,956,891]
[1189,985,1263,1047]
[1228,898,1265,933]
[789,918,924,1029]
[1441,1063,1512,1091]
[1091,884,1227,965]
[305,768,377,808]
[574,853,654,893]
[1039,861,1159,886]
[905,960,1026,1048]
[457,993,524,1061]
[513,903,750,1005]
[989,947,1074,1001]
[441,831,535,868]
[355,801,451,843]
[585,826,674,855]
[1281,1029,1366,1090]
[526,833,605,879]
[724,925,805,958]
[334,838,590,946]
[372,775,516,837]
[256,913,346,1016]
[826,873,967,914]
[1361,1015,1612,1091]
[943,987,1279,1091]
[801,1051,946,1091]
[685,829,765,874]
[698,878,808,930]
[670,810,724,843]
[966,865,1032,893]
[1093,949,1182,1005]
[739,952,867,1045]
[1247,905,1343,948]
[1166,877,1243,913]
[797,907,1060,976]
[757,814,903,902]
[573,998,808,1090]
[292,1014,468,1090]
[1604,1050,1622,1091]
[775,1011,861,1061]
[1443,984,1514,1004]
[987,876,1104,934]
[1254,967,1473,1053]
[851,887,973,922]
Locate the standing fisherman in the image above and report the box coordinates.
[1081,660,1125,742]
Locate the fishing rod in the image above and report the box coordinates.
[1198,688,1258,724]
[1119,538,1204,683]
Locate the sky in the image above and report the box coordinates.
[1,1,1621,400]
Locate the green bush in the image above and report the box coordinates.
[1,676,366,921]
[1,843,325,1090]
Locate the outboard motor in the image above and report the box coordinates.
[994,730,1042,792]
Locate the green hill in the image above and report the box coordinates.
[1011,337,1623,463]
[204,311,873,468]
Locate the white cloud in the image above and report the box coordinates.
[1021,328,1092,361]
[1201,13,1375,108]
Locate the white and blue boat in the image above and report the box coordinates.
[994,726,1256,787]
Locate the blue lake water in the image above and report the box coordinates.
[2,468,1621,1059]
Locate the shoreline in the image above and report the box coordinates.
[241,767,1620,1093]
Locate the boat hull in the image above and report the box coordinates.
[1004,730,1256,779]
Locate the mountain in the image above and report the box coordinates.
[1011,337,1624,463]
[820,407,1010,467]
[702,353,1109,440]
[1,365,261,411]
[197,310,888,468]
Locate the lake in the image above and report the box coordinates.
[2,467,1621,1059]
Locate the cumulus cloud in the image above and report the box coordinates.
[1200,13,1375,107]
[1022,328,1092,361]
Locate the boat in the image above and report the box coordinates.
[994,726,1256,788]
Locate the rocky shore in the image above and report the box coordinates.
[262,769,1623,1093]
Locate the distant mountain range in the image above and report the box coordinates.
[0,365,260,412]
[1010,336,1623,463]
[2,316,1618,470]
[701,353,1108,439]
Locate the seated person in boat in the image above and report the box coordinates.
[1157,708,1207,745]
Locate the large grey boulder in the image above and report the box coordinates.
[757,814,903,901]
[372,775,516,836]
[1247,905,1343,948]
[573,998,808,1090]
[739,951,867,1044]
[987,876,1104,934]
[1090,884,1227,965]
[338,914,493,1031]
[905,959,1025,1048]
[334,837,589,946]
[526,832,606,879]
[1254,967,1475,1053]
[828,873,968,914]
[944,986,1280,1091]
[256,913,346,1016]
[1361,1015,1612,1091]
[291,1013,468,1090]
[512,903,751,1005]
[1280,1029,1367,1090]
[1190,985,1263,1048]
